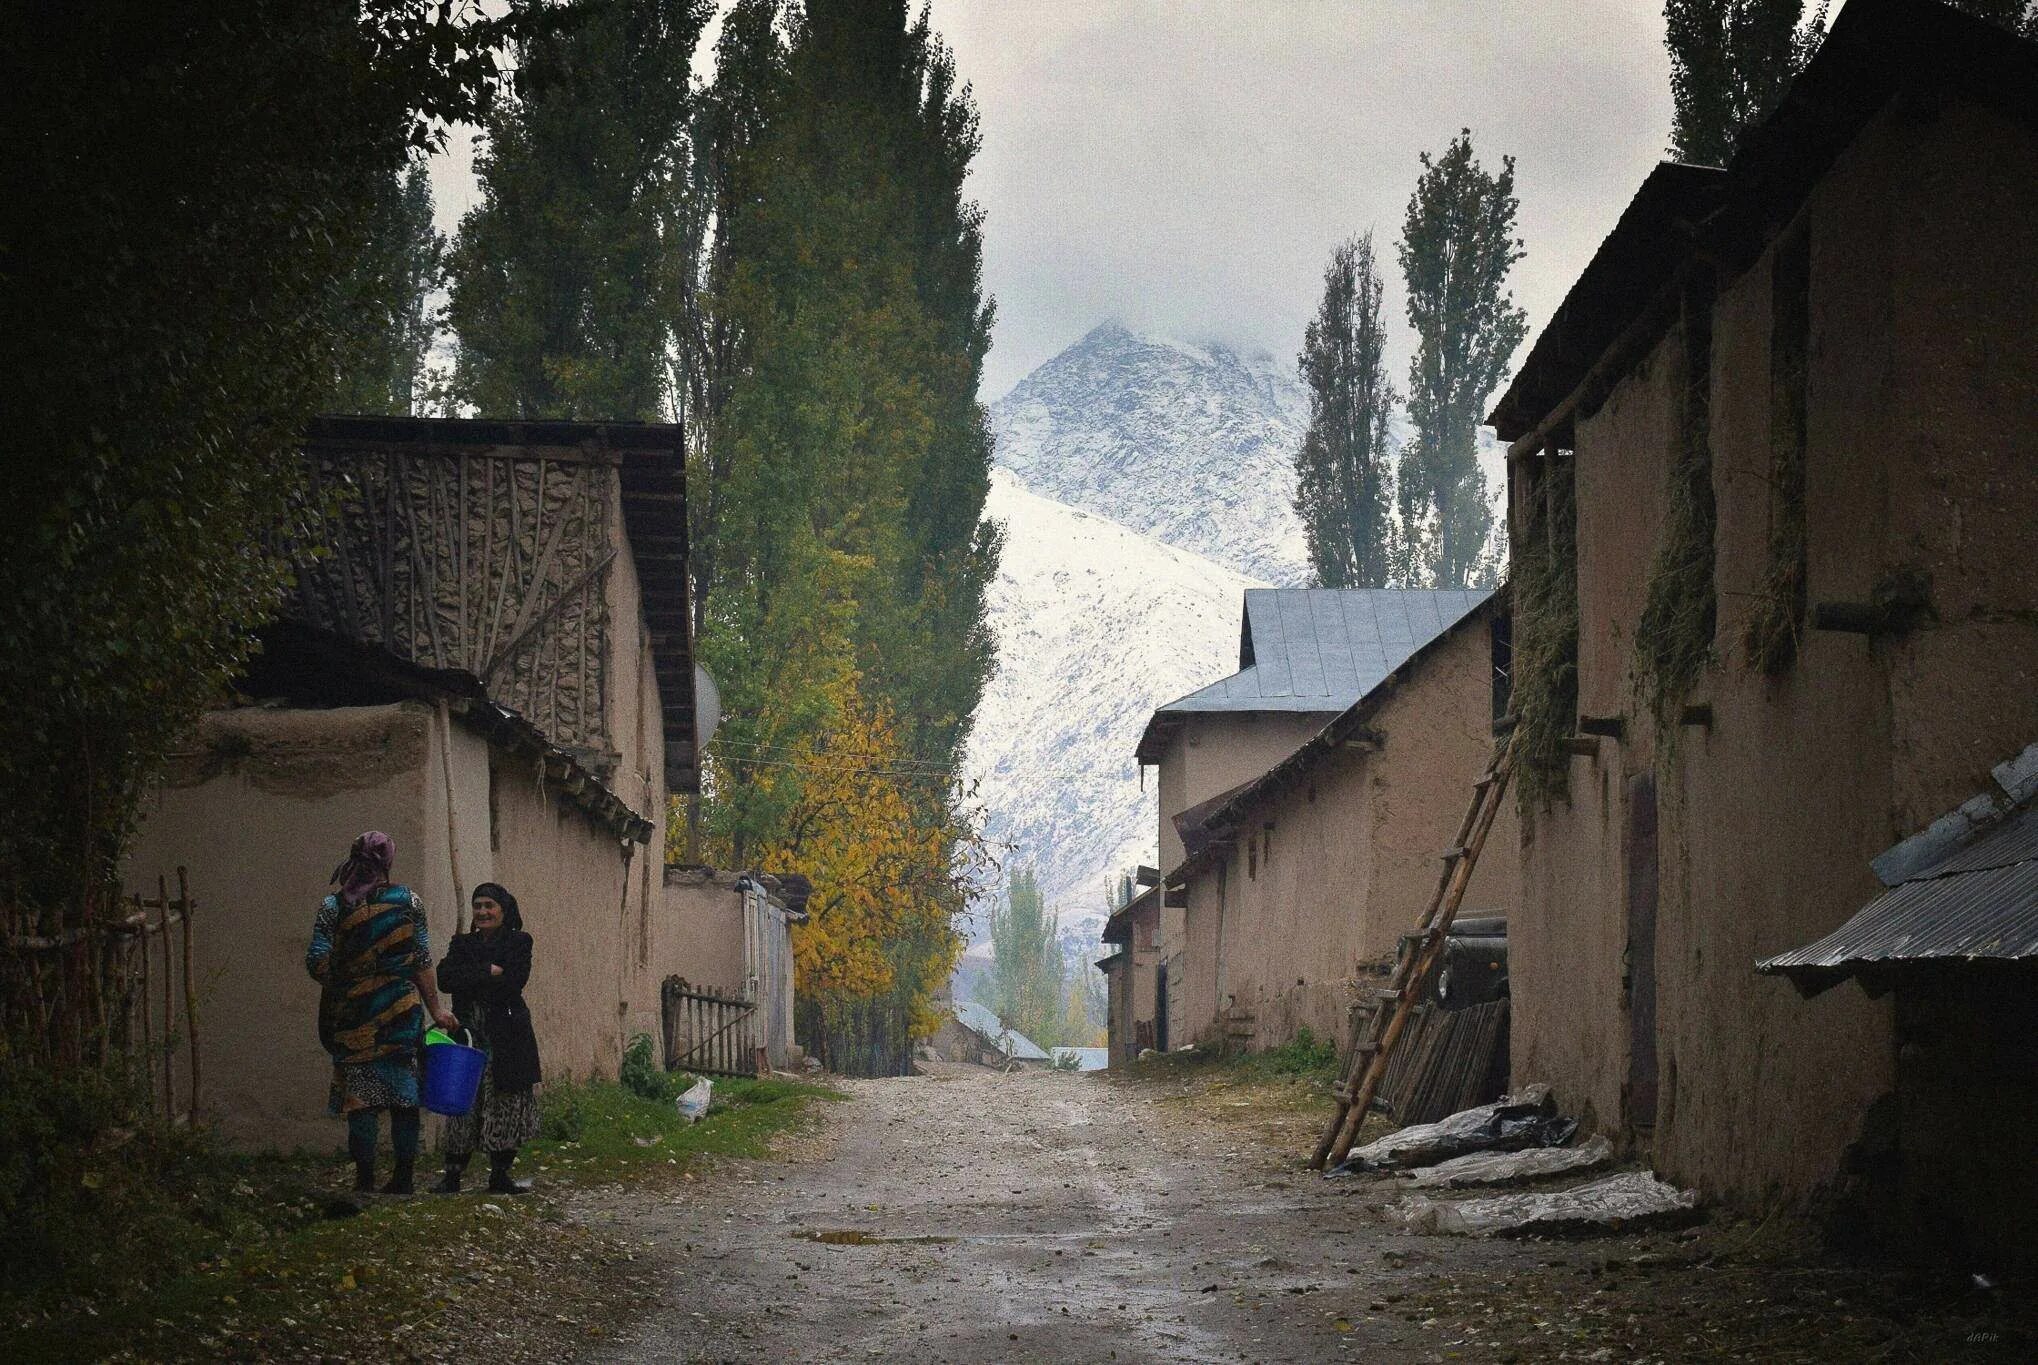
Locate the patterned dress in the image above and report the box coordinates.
[306,886,430,1113]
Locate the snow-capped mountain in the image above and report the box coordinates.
[990,322,1312,586]
[965,468,1263,940]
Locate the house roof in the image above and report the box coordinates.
[1176,588,1506,872]
[1485,163,1725,443]
[1759,741,2038,997]
[952,1000,1051,1060]
[1137,588,1493,763]
[1489,0,2038,447]
[1102,881,1162,945]
[304,416,701,795]
[245,621,656,843]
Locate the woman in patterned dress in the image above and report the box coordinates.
[306,831,458,1195]
[433,882,543,1195]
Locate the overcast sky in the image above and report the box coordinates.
[431,1,1690,404]
[933,0,1678,400]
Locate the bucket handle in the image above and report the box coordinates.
[427,1025,476,1049]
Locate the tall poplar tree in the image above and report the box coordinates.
[447,0,710,420]
[681,0,1000,1071]
[1662,1,1825,166]
[328,163,445,416]
[1396,131,1527,590]
[990,868,1063,1047]
[1293,233,1397,589]
[689,0,997,853]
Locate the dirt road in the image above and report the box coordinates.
[579,1061,2034,1364]
[590,1064,1539,1363]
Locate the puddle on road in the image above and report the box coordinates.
[794,1229,959,1246]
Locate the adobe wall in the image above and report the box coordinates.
[652,868,750,997]
[484,743,645,1085]
[1511,318,1682,1143]
[123,703,444,1150]
[604,478,668,818]
[1154,712,1330,870]
[1513,97,2038,1209]
[1184,619,1519,1054]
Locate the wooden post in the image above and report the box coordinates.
[437,699,468,933]
[157,878,175,1117]
[136,895,153,1114]
[178,868,199,1123]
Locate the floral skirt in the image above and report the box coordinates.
[330,1053,421,1115]
[443,1053,540,1155]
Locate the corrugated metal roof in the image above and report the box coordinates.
[952,1000,1050,1060]
[1760,740,2038,996]
[1139,590,1491,760]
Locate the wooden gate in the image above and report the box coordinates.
[660,976,758,1077]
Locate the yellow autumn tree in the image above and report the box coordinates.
[742,671,991,1074]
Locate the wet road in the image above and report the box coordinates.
[593,1064,1519,1363]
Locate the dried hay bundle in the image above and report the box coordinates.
[1512,454,1577,815]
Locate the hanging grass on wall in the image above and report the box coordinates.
[1744,228,1811,676]
[1512,454,1579,815]
[1636,279,1718,718]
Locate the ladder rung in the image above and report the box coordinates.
[1441,845,1469,862]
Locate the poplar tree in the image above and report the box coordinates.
[1293,233,1397,589]
[1662,1,1825,166]
[447,0,710,420]
[990,869,1063,1046]
[4,2,507,922]
[689,0,998,853]
[328,163,445,416]
[1396,131,1527,590]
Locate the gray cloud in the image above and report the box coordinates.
[929,0,1679,401]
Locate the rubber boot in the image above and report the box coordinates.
[434,1154,469,1195]
[380,1157,415,1196]
[486,1150,531,1196]
[352,1160,377,1194]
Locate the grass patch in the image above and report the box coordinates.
[1234,1027,1339,1085]
[2,1074,836,1362]
[527,1075,841,1182]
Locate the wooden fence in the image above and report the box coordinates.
[1,870,201,1123]
[660,976,759,1078]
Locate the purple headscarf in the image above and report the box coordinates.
[330,831,395,908]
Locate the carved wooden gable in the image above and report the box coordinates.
[288,428,620,767]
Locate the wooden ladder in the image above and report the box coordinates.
[1310,730,1518,1170]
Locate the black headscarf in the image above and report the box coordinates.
[470,882,523,933]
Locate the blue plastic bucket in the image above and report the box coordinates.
[423,1027,485,1116]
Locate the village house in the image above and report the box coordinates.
[1485,0,2038,1260]
[1156,590,1514,1057]
[1103,588,1501,1062]
[123,416,799,1147]
[927,998,1051,1069]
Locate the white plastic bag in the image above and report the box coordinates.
[676,1077,713,1123]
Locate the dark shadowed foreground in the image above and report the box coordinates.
[585,1063,2033,1364]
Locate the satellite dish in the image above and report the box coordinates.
[693,663,721,748]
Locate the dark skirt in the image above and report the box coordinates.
[442,1051,539,1155]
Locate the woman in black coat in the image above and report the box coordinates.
[433,882,543,1195]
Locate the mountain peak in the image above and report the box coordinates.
[991,323,1311,585]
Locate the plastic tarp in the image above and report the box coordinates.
[1330,1085,1577,1175]
[1390,1170,1700,1237]
[1398,1135,1615,1190]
